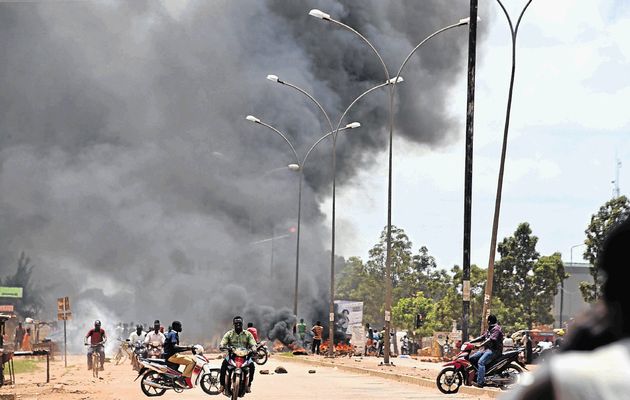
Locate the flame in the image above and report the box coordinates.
[318,340,354,355]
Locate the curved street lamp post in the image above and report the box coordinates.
[480,0,534,333]
[245,115,360,320]
[265,76,402,356]
[309,8,469,363]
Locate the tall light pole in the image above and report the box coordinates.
[309,8,468,364]
[481,0,534,333]
[265,75,401,357]
[562,243,586,327]
[245,115,360,319]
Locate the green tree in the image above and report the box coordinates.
[336,256,384,325]
[365,226,414,287]
[581,195,630,303]
[493,223,564,329]
[431,264,507,337]
[336,227,447,327]
[392,292,435,337]
[1,252,44,317]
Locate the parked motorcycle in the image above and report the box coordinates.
[135,344,220,397]
[221,346,255,399]
[253,341,268,365]
[146,341,163,359]
[436,342,527,394]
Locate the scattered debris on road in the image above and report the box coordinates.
[274,366,288,374]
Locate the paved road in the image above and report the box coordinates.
[8,355,492,399]
[231,359,491,400]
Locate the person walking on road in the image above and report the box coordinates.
[311,321,323,355]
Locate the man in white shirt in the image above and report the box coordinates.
[128,324,146,344]
[144,320,166,345]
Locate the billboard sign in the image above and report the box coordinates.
[0,286,23,298]
[334,300,363,336]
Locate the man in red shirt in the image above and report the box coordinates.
[247,322,259,343]
[84,320,107,370]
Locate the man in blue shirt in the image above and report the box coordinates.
[163,320,195,388]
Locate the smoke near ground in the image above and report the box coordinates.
[0,0,483,343]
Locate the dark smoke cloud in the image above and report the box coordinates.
[0,0,485,342]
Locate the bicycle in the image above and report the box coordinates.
[113,339,132,365]
[87,343,104,378]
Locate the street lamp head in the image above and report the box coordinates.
[345,122,361,129]
[287,163,301,171]
[308,9,330,20]
[387,76,404,85]
[266,74,280,83]
[245,115,260,123]
[458,16,481,26]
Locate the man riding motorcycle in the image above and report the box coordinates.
[129,324,146,344]
[144,320,166,348]
[469,314,504,387]
[164,320,195,388]
[220,316,257,393]
[84,320,107,371]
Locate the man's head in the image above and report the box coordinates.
[18,322,22,328]
[316,321,321,326]
[153,320,160,332]
[233,316,243,333]
[136,324,143,334]
[171,321,182,333]
[487,314,497,326]
[94,320,101,330]
[247,322,253,328]
[300,318,304,323]
[342,309,349,316]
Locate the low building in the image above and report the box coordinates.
[552,262,593,327]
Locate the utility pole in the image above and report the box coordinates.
[462,0,479,343]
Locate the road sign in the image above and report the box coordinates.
[57,297,70,313]
[57,312,72,321]
[0,287,23,298]
[56,296,71,367]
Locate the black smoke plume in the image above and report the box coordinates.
[0,1,485,342]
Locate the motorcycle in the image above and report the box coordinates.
[132,341,147,371]
[146,341,163,359]
[221,346,255,399]
[135,344,220,397]
[253,341,268,365]
[436,342,527,394]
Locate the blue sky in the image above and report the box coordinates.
[327,0,630,268]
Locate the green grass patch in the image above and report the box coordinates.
[12,359,42,374]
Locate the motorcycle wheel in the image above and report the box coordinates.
[200,369,221,395]
[231,375,240,400]
[140,370,167,397]
[436,367,463,394]
[500,363,523,389]
[255,349,268,365]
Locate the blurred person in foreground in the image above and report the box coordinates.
[504,216,630,400]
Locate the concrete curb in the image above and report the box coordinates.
[277,355,499,398]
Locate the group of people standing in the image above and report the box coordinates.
[295,319,324,354]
